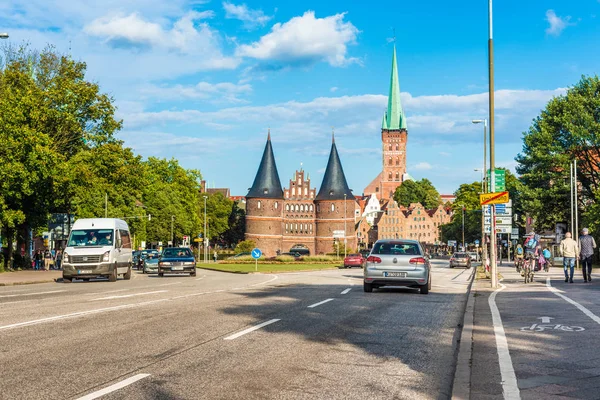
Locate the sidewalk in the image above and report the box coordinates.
[455,263,600,399]
[0,270,63,286]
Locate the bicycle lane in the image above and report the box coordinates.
[491,267,600,399]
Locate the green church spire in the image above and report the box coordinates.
[382,45,407,130]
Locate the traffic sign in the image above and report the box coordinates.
[487,169,506,192]
[485,216,512,225]
[251,248,262,259]
[480,191,509,205]
[484,226,513,234]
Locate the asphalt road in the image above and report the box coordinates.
[0,259,472,400]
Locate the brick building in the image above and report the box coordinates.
[245,132,357,257]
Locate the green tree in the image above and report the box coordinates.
[235,240,255,253]
[393,179,441,209]
[440,182,482,245]
[516,75,600,232]
[219,202,246,248]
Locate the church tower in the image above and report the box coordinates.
[245,131,284,256]
[380,45,408,199]
[314,134,356,255]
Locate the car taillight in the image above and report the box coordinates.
[367,256,382,263]
[409,257,426,265]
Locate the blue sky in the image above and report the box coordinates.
[2,0,599,196]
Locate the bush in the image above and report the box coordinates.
[302,255,339,262]
[235,240,256,254]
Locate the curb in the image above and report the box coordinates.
[0,279,58,286]
[450,267,477,400]
[197,266,340,275]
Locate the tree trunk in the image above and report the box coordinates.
[6,228,14,271]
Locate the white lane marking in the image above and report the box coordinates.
[89,290,168,301]
[341,288,351,295]
[0,290,66,299]
[249,275,278,286]
[0,275,283,331]
[224,319,280,340]
[308,298,334,308]
[84,281,183,296]
[547,277,600,325]
[488,283,521,400]
[76,373,150,400]
[195,275,207,281]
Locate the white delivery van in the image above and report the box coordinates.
[62,218,133,283]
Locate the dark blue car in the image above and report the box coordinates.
[158,247,196,277]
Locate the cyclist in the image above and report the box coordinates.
[522,232,540,282]
[515,243,524,272]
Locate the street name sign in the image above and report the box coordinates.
[485,225,513,234]
[485,216,512,225]
[487,169,506,192]
[480,191,509,205]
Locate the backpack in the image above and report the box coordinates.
[524,234,540,250]
[516,246,524,255]
[542,249,550,258]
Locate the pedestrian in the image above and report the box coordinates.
[213,250,217,263]
[560,232,579,283]
[55,250,62,270]
[44,250,52,271]
[579,228,597,282]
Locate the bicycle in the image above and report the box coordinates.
[515,257,524,273]
[522,254,535,284]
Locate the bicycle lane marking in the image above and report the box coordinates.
[546,277,600,325]
[488,282,521,400]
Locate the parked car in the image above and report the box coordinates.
[450,252,472,268]
[363,239,431,294]
[343,253,366,268]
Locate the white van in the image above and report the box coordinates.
[62,218,133,282]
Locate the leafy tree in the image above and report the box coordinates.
[440,183,482,245]
[516,75,600,232]
[393,179,441,209]
[219,202,246,248]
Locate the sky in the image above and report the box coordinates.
[2,0,599,196]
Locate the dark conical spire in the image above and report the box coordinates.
[246,133,283,199]
[316,140,353,200]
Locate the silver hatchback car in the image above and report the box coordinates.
[363,239,431,294]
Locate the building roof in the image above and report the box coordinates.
[246,132,284,199]
[206,188,230,197]
[382,45,407,131]
[315,136,354,200]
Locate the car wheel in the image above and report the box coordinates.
[420,281,429,295]
[108,264,117,282]
[158,272,164,277]
[363,282,373,292]
[124,265,132,280]
[191,269,197,277]
[63,276,72,283]
[449,264,454,268]
[82,278,90,282]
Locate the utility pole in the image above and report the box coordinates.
[574,159,579,269]
[344,193,347,259]
[203,196,208,263]
[170,215,174,247]
[462,205,465,251]
[488,0,498,288]
[105,193,108,218]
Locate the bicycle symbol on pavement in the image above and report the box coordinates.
[520,324,585,332]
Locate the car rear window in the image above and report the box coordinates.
[347,254,361,257]
[372,242,421,256]
[454,253,467,257]
[162,248,193,258]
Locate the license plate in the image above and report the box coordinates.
[78,270,92,274]
[384,272,407,278]
[171,267,184,271]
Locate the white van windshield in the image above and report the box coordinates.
[68,229,114,247]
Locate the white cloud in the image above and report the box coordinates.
[545,10,573,36]
[235,11,359,69]
[439,152,451,157]
[223,2,272,29]
[330,87,339,92]
[412,162,433,171]
[139,81,252,103]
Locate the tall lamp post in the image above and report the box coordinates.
[487,0,498,288]
[473,119,488,265]
[203,196,208,263]
[344,193,347,259]
[170,215,175,247]
[462,205,465,251]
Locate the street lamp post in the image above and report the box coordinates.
[487,0,498,288]
[170,215,175,247]
[203,196,208,263]
[344,193,347,259]
[473,119,488,265]
[462,205,465,251]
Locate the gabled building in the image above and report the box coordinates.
[245,132,357,257]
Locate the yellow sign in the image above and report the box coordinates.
[194,238,201,242]
[480,191,509,205]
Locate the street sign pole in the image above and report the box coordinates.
[488,0,497,288]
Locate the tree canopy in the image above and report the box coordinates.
[393,178,441,209]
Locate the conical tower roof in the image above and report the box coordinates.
[316,136,353,200]
[246,132,284,199]
[382,45,407,130]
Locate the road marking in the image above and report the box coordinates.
[308,298,334,308]
[341,288,351,295]
[89,290,168,301]
[76,373,151,400]
[547,277,600,325]
[488,283,521,400]
[249,275,278,286]
[0,275,283,331]
[224,319,280,340]
[539,316,554,323]
[0,290,66,299]
[195,275,206,281]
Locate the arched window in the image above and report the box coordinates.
[310,205,313,212]
[396,158,400,166]
[295,204,299,212]
[395,172,400,181]
[292,187,295,196]
[331,204,335,212]
[395,144,399,151]
[389,157,393,165]
[286,204,290,211]
[300,204,305,212]
[275,202,278,209]
[257,201,261,209]
[388,144,392,151]
[304,187,308,196]
[388,172,392,180]
[285,224,288,233]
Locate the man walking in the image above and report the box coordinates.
[579,228,596,282]
[560,232,579,283]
